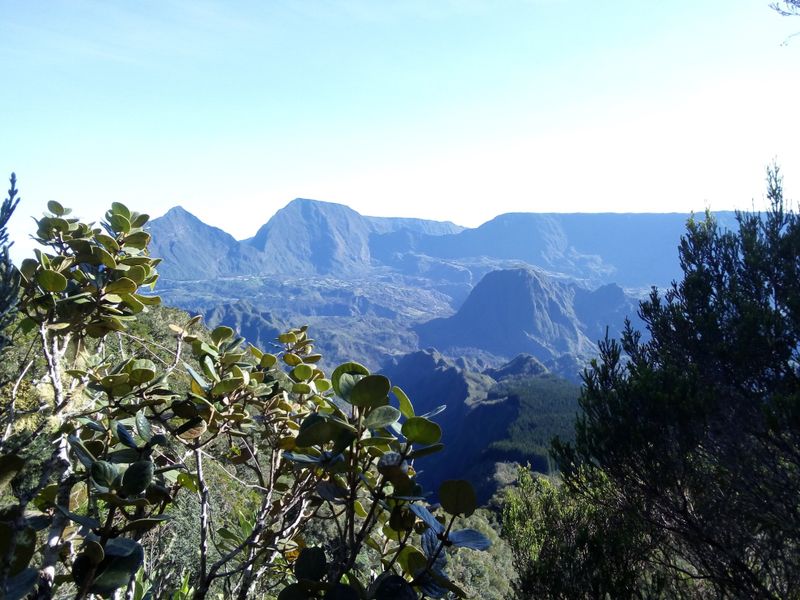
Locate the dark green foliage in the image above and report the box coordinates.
[440,374,579,503]
[0,174,19,355]
[381,349,581,502]
[374,575,417,600]
[554,166,800,598]
[72,537,144,597]
[294,547,327,581]
[444,509,515,600]
[503,469,680,599]
[486,374,579,464]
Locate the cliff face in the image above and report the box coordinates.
[417,267,596,365]
[382,349,579,503]
[246,199,374,275]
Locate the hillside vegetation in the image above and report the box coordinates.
[0,179,496,600]
[506,167,800,598]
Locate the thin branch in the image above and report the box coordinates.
[1,359,33,443]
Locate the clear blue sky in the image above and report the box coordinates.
[2,0,799,259]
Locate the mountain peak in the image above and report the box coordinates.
[416,267,594,365]
[286,197,347,208]
[161,205,196,219]
[485,354,549,380]
[148,206,263,280]
[278,198,362,219]
[245,196,372,274]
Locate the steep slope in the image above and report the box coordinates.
[147,207,264,280]
[457,373,580,502]
[381,349,496,494]
[418,213,611,282]
[382,349,495,420]
[416,267,597,367]
[382,349,580,502]
[573,282,641,343]
[245,199,466,275]
[246,199,374,274]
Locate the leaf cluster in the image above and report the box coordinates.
[0,181,491,600]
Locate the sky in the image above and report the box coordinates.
[2,0,800,260]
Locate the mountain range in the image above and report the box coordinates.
[148,198,734,376]
[150,198,736,288]
[145,198,737,497]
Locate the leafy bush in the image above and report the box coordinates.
[0,180,490,599]
[553,166,800,598]
[502,468,681,599]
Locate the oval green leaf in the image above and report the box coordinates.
[0,454,26,491]
[295,416,348,448]
[129,359,156,385]
[438,479,477,517]
[291,364,314,381]
[278,584,311,600]
[90,461,118,488]
[211,325,234,345]
[448,528,491,550]
[110,202,131,219]
[375,575,417,600]
[349,374,390,408]
[47,200,66,215]
[392,385,415,419]
[331,361,370,397]
[364,405,401,430]
[105,277,137,295]
[134,410,152,442]
[401,417,441,445]
[294,547,326,581]
[37,269,67,292]
[211,377,244,396]
[108,213,131,234]
[123,231,150,249]
[121,461,154,496]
